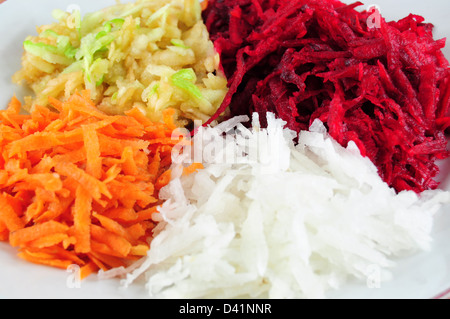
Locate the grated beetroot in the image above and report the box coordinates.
[203,0,450,193]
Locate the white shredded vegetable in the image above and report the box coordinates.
[100,113,450,299]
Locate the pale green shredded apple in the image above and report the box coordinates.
[13,0,228,125]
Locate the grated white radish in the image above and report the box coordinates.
[100,113,450,299]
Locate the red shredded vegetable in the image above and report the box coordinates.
[202,0,450,193]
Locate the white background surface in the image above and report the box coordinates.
[0,0,449,299]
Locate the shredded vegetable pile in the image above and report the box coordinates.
[13,0,228,124]
[203,0,450,193]
[106,113,449,298]
[0,0,450,299]
[0,91,185,277]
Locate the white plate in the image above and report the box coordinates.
[0,0,449,299]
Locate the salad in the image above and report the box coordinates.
[0,0,449,299]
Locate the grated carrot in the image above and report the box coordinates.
[79,261,99,280]
[0,90,194,277]
[201,0,209,11]
[155,169,172,191]
[73,185,92,254]
[0,193,26,232]
[183,163,204,176]
[82,124,102,179]
[9,220,70,247]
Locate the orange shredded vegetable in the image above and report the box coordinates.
[0,91,198,278]
[201,0,209,11]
